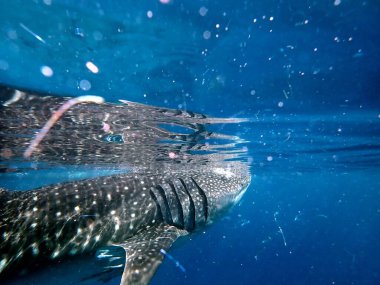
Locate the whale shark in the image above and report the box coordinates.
[0,87,251,284]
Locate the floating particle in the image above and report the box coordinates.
[216,23,220,29]
[43,0,52,5]
[102,122,111,133]
[267,156,273,162]
[253,18,257,23]
[269,16,274,21]
[203,30,211,40]
[334,0,341,6]
[160,249,186,273]
[74,27,85,38]
[79,79,91,91]
[147,10,153,18]
[159,0,171,3]
[278,101,284,108]
[250,90,256,96]
[86,61,99,74]
[199,6,208,16]
[40,66,53,77]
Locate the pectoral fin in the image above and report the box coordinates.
[116,224,187,285]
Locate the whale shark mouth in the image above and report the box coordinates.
[234,184,250,204]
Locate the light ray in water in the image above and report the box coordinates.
[160,249,186,273]
[274,211,287,247]
[19,23,47,44]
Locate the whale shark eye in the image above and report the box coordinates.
[102,134,124,143]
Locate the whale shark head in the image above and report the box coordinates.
[190,162,251,222]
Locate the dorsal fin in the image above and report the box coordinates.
[115,224,187,285]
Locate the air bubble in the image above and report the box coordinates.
[199,7,208,16]
[203,30,211,40]
[79,79,91,91]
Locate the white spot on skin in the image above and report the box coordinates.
[31,223,37,228]
[111,210,116,215]
[213,168,235,178]
[115,224,120,231]
[32,243,39,255]
[52,251,60,258]
[107,193,112,201]
[0,258,7,272]
[16,250,23,258]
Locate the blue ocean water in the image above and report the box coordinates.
[0,1,379,285]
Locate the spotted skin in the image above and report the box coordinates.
[0,163,250,284]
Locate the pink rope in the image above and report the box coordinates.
[24,95,104,158]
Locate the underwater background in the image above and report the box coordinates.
[0,0,379,284]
